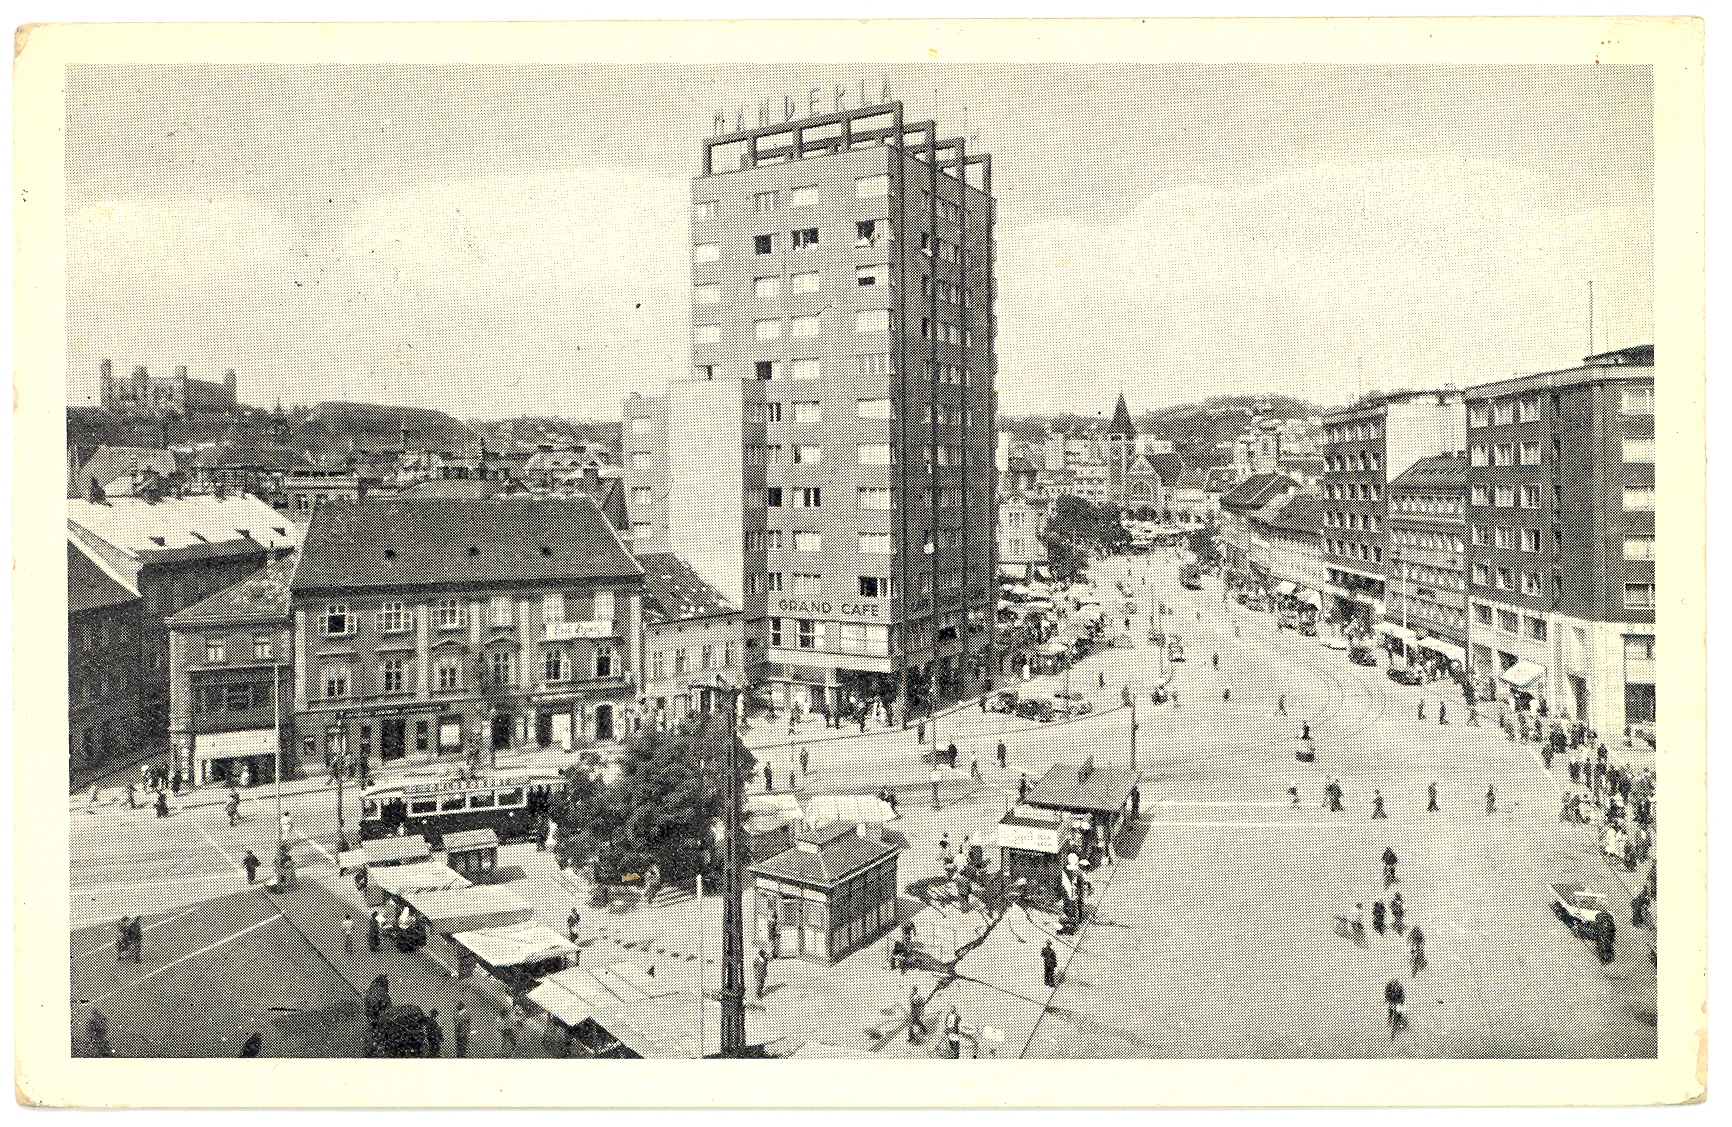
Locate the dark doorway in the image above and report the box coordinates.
[491,712,513,751]
[381,718,407,762]
[1570,674,1589,723]
[594,705,613,742]
[535,710,553,748]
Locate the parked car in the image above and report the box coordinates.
[1321,635,1349,651]
[1168,637,1186,662]
[1386,665,1424,686]
[1348,645,1378,667]
[1298,621,1318,637]
[1050,691,1093,717]
[1016,697,1056,722]
[986,689,1020,714]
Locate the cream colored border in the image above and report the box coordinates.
[13,18,1705,1107]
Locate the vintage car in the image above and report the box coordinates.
[1049,691,1093,717]
[1386,665,1424,686]
[1015,697,1057,722]
[1348,645,1379,667]
[986,689,1021,714]
[1549,882,1612,938]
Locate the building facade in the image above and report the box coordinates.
[1319,390,1465,628]
[68,535,143,775]
[627,101,997,717]
[97,359,238,417]
[289,496,643,773]
[1217,473,1299,576]
[1248,494,1327,606]
[1463,346,1655,736]
[996,495,1047,580]
[1384,453,1469,663]
[166,556,296,786]
[636,551,745,725]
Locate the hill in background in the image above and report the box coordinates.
[1000,394,1323,468]
[470,416,623,458]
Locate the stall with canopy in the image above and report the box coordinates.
[401,885,534,937]
[451,920,577,990]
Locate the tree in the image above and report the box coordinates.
[551,713,758,888]
[1184,519,1223,569]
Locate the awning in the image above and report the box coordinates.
[362,836,432,867]
[1299,590,1323,609]
[192,727,276,763]
[403,886,534,935]
[370,861,471,897]
[1417,638,1467,664]
[1378,623,1418,645]
[593,992,780,1059]
[1501,660,1546,690]
[528,964,644,1028]
[1274,581,1297,597]
[802,794,898,829]
[442,828,499,853]
[452,921,577,969]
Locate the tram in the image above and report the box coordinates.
[359,770,565,850]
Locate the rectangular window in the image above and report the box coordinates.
[857,576,893,598]
[855,219,882,248]
[755,319,782,341]
[793,486,822,507]
[1471,485,1489,506]
[791,314,820,337]
[323,603,352,636]
[793,531,822,552]
[1522,528,1541,552]
[1498,608,1520,633]
[791,271,820,294]
[765,487,782,507]
[797,619,820,650]
[490,595,513,628]
[763,402,783,423]
[1623,486,1655,511]
[323,666,349,699]
[1493,401,1514,426]
[253,634,273,660]
[857,443,894,466]
[855,308,891,334]
[631,486,653,508]
[1625,635,1655,661]
[595,645,614,678]
[695,200,720,221]
[1473,525,1493,547]
[1496,567,1514,591]
[1495,485,1515,507]
[1474,603,1494,626]
[1470,445,1488,467]
[752,189,778,212]
[1624,583,1655,610]
[790,573,821,595]
[490,651,515,687]
[793,446,822,467]
[1522,571,1542,596]
[791,227,820,249]
[754,233,774,255]
[1493,443,1513,466]
[436,660,461,691]
[857,487,893,509]
[694,324,720,345]
[1624,535,1655,561]
[1621,387,1654,415]
[791,400,821,423]
[789,184,819,207]
[856,264,883,288]
[1469,403,1489,428]
[380,658,406,693]
[1496,527,1515,550]
[1623,437,1656,463]
[856,173,890,198]
[1522,484,1543,508]
[1525,615,1548,641]
[859,532,896,554]
[694,283,720,305]
[693,242,719,264]
[790,358,820,381]
[753,275,780,299]
[543,649,566,683]
[377,602,409,634]
[701,643,714,670]
[205,637,226,663]
[856,353,895,376]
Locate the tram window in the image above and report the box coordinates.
[409,799,437,815]
[441,795,466,812]
[469,791,497,809]
[497,788,524,808]
[362,799,379,819]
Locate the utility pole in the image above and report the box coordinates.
[273,662,283,844]
[715,681,746,1057]
[1129,695,1138,772]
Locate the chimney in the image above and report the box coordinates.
[224,369,237,401]
[583,465,601,490]
[175,365,188,380]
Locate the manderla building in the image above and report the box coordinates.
[624,102,997,717]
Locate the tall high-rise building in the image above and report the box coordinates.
[1462,345,1654,737]
[624,101,997,717]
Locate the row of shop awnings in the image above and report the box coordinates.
[1501,660,1546,690]
[1373,623,1473,667]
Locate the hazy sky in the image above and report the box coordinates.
[66,63,1653,420]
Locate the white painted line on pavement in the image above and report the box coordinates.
[1155,799,1292,808]
[1138,819,1390,830]
[72,906,199,959]
[295,832,337,865]
[90,913,280,1004]
[193,820,246,876]
[71,873,237,895]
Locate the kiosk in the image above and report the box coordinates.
[748,822,900,963]
[442,827,501,881]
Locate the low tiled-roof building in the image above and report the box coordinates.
[748,821,900,963]
[634,551,742,727]
[1217,473,1299,576]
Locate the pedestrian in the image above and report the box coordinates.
[1427,782,1439,813]
[917,719,926,745]
[1349,903,1366,945]
[946,741,959,769]
[227,791,241,827]
[115,917,132,962]
[279,811,293,841]
[997,740,1007,769]
[907,986,926,1043]
[424,1008,444,1057]
[87,783,100,809]
[1385,978,1407,1038]
[763,762,773,792]
[342,913,355,955]
[1417,700,1425,721]
[767,914,780,955]
[497,1004,519,1055]
[754,946,770,998]
[1485,785,1496,814]
[567,907,581,945]
[970,753,981,781]
[979,693,987,712]
[1383,846,1398,887]
[944,1006,963,1058]
[1301,721,1311,742]
[799,746,809,777]
[1018,773,1029,804]
[1276,693,1287,716]
[1041,939,1059,987]
[1409,926,1427,977]
[1371,790,1386,819]
[242,849,260,884]
[1595,911,1616,965]
[1438,701,1447,725]
[1288,783,1300,807]
[154,790,169,818]
[1390,891,1405,935]
[452,1001,471,1057]
[171,767,183,796]
[1212,653,1219,669]
[85,1007,113,1057]
[1467,705,1480,727]
[1129,783,1141,819]
[1222,687,1231,702]
[1372,900,1386,935]
[367,909,381,953]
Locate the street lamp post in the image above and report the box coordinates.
[272,661,283,845]
[714,677,746,1057]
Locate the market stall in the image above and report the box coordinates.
[401,885,534,937]
[801,794,899,837]
[369,861,472,900]
[995,805,1067,903]
[1022,758,1141,869]
[748,822,900,963]
[450,920,577,991]
[363,835,432,868]
[441,827,501,881]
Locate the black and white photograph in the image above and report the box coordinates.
[13,16,1706,1106]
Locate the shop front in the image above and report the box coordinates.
[996,805,1066,903]
[1501,659,1547,711]
[748,822,900,964]
[1022,758,1141,869]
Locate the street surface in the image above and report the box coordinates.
[69,551,1656,1057]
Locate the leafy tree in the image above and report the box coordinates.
[551,712,758,888]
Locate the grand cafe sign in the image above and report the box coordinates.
[714,77,897,136]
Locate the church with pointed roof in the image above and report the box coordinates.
[1102,393,1182,512]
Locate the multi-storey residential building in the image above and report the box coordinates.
[637,552,744,726]
[1248,493,1327,610]
[289,496,643,772]
[1463,345,1655,736]
[1218,473,1299,576]
[67,493,299,758]
[280,467,381,516]
[996,496,1047,580]
[1318,390,1465,628]
[166,555,296,786]
[626,102,996,718]
[68,534,143,775]
[1384,454,1469,666]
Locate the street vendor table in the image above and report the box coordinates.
[369,861,472,899]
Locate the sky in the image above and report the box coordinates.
[65,63,1654,421]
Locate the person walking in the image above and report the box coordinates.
[1018,773,1029,804]
[154,790,169,819]
[367,908,382,953]
[754,946,771,999]
[763,762,774,792]
[997,740,1007,769]
[342,913,355,956]
[943,1006,963,1058]
[1041,939,1059,987]
[1372,900,1386,935]
[1222,686,1232,703]
[1129,783,1141,820]
[1383,846,1398,887]
[452,1001,471,1058]
[423,1008,444,1057]
[1385,978,1407,1039]
[1409,927,1427,977]
[1485,785,1497,814]
[907,987,927,1043]
[799,746,809,778]
[1276,693,1287,716]
[242,849,260,884]
[1351,903,1366,945]
[279,810,293,842]
[1417,700,1426,721]
[1390,891,1405,935]
[970,753,981,781]
[1427,782,1439,813]
[1301,721,1311,741]
[567,908,581,946]
[946,741,959,769]
[226,790,241,827]
[1371,790,1387,819]
[1438,701,1447,725]
[1212,653,1220,669]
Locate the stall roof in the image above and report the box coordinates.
[802,794,898,829]
[1378,623,1418,645]
[370,861,471,897]
[1274,580,1297,596]
[403,886,533,934]
[364,836,431,867]
[1038,641,1070,655]
[528,965,645,1027]
[452,920,576,968]
[1024,762,1142,816]
[442,828,500,853]
[592,992,780,1059]
[1501,660,1546,689]
[1418,637,1468,664]
[748,823,898,890]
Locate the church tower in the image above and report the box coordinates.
[1105,393,1137,506]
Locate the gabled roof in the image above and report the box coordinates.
[397,477,513,500]
[292,495,642,594]
[1138,451,1185,485]
[1174,468,1210,491]
[75,447,180,495]
[1024,762,1141,815]
[167,553,298,627]
[68,535,139,614]
[1220,473,1297,513]
[1202,466,1243,493]
[67,494,299,557]
[747,823,898,889]
[636,552,737,625]
[1388,453,1467,491]
[1257,492,1325,535]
